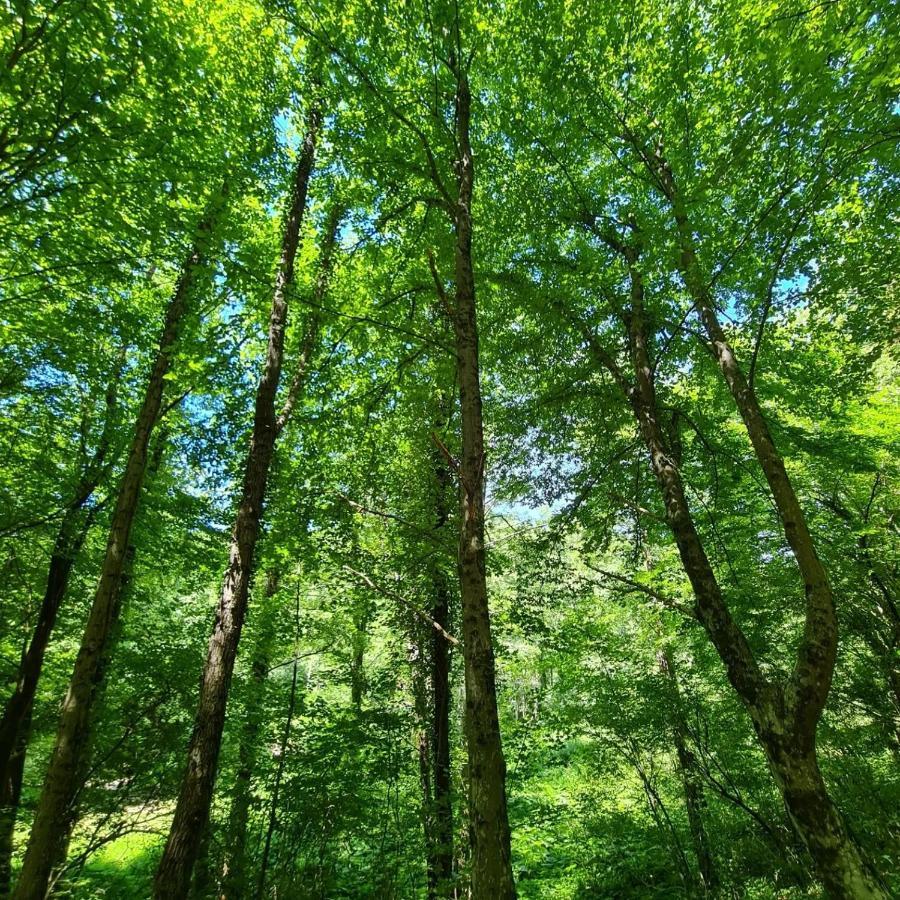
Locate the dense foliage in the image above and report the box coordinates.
[0,0,898,897]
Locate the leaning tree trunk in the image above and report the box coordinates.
[615,247,887,899]
[647,154,887,898]
[11,190,225,900]
[450,69,516,900]
[0,360,121,875]
[153,106,326,897]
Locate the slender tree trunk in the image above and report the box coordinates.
[0,360,120,805]
[0,510,89,892]
[221,571,279,900]
[0,710,28,895]
[430,429,454,896]
[412,415,454,899]
[153,107,324,897]
[580,230,887,898]
[256,588,301,900]
[412,641,437,896]
[11,192,224,900]
[450,68,515,900]
[657,647,718,895]
[350,603,367,711]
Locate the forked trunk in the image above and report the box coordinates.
[582,233,887,899]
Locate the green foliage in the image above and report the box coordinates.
[1,0,898,896]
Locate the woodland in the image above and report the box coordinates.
[0,0,898,898]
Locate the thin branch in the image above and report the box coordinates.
[343,566,459,645]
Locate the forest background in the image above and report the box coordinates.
[0,0,898,897]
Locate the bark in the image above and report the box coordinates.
[450,68,516,900]
[582,229,887,898]
[650,150,837,742]
[652,153,885,898]
[430,571,454,895]
[657,647,718,895]
[411,413,454,899]
[220,571,279,900]
[11,190,224,900]
[0,360,120,801]
[412,570,454,900]
[153,106,324,898]
[256,587,301,900]
[430,427,454,896]
[412,647,436,895]
[0,709,28,895]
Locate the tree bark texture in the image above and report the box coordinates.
[11,189,225,900]
[153,109,325,898]
[451,70,516,900]
[582,230,887,899]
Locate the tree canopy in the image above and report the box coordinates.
[0,0,898,897]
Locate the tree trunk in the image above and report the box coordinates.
[412,644,437,896]
[657,647,718,895]
[450,69,516,900]
[153,106,323,897]
[0,709,28,895]
[654,158,886,898]
[582,233,887,899]
[11,191,224,900]
[220,572,279,900]
[766,740,888,898]
[256,587,301,900]
[0,359,120,802]
[655,156,837,739]
[430,431,454,897]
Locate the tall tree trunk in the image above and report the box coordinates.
[580,230,886,898]
[430,423,454,896]
[0,508,92,893]
[220,571,279,900]
[412,638,437,896]
[657,647,718,895]
[0,709,28,895]
[11,191,224,900]
[412,412,454,899]
[256,586,301,900]
[650,153,886,898]
[153,110,326,897]
[0,359,120,805]
[450,67,516,900]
